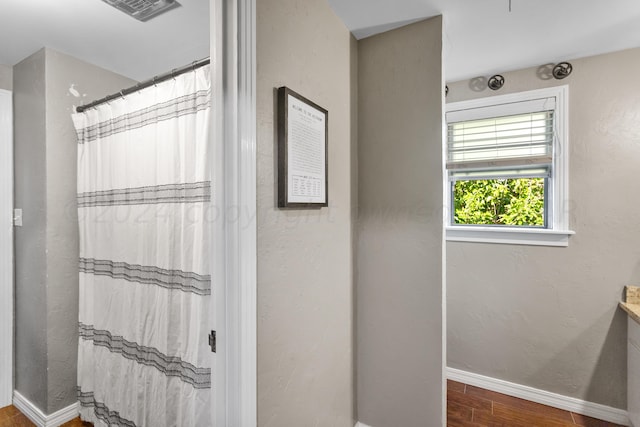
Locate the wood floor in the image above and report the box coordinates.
[448,380,625,427]
[0,405,91,427]
[0,386,626,427]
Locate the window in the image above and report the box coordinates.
[445,86,574,246]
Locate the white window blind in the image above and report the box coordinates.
[447,109,554,173]
[446,96,556,175]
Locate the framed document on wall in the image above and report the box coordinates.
[277,86,328,208]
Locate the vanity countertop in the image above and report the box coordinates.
[620,285,640,325]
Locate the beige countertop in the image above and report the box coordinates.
[620,285,640,325]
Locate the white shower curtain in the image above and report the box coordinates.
[72,65,212,427]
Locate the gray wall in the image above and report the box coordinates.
[446,47,640,409]
[256,0,357,425]
[357,17,444,427]
[13,48,135,414]
[0,65,12,91]
[14,49,49,412]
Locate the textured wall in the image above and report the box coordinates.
[256,0,356,425]
[45,49,135,413]
[13,48,135,414]
[14,49,49,412]
[0,65,11,91]
[446,47,640,409]
[357,17,444,427]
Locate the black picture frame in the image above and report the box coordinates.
[277,86,329,208]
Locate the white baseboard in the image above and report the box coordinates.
[355,423,373,427]
[447,367,630,426]
[13,391,79,427]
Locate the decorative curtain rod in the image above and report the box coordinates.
[76,57,210,113]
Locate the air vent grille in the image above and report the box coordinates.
[102,0,181,22]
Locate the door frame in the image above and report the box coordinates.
[0,88,14,408]
[211,0,257,425]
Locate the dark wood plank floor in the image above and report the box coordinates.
[1,386,625,427]
[448,380,625,427]
[0,405,92,427]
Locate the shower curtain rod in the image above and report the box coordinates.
[76,57,210,113]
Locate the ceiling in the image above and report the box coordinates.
[1,0,639,83]
[327,0,640,82]
[0,0,209,81]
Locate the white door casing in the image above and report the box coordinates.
[0,89,14,407]
[210,0,257,425]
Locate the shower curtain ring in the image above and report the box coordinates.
[171,69,178,80]
[119,90,125,100]
[192,61,198,71]
[153,76,159,87]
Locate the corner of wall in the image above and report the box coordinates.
[350,32,359,427]
[13,49,49,412]
[43,48,135,414]
[13,46,136,415]
[0,64,13,91]
[356,16,444,426]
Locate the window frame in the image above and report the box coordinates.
[445,86,574,247]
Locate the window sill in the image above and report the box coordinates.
[446,226,575,247]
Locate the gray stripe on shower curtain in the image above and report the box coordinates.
[75,89,210,144]
[79,257,211,295]
[77,388,137,427]
[79,323,211,388]
[77,181,211,207]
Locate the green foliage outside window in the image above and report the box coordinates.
[453,178,545,226]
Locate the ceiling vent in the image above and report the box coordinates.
[102,0,181,22]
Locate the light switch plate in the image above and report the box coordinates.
[13,209,22,227]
